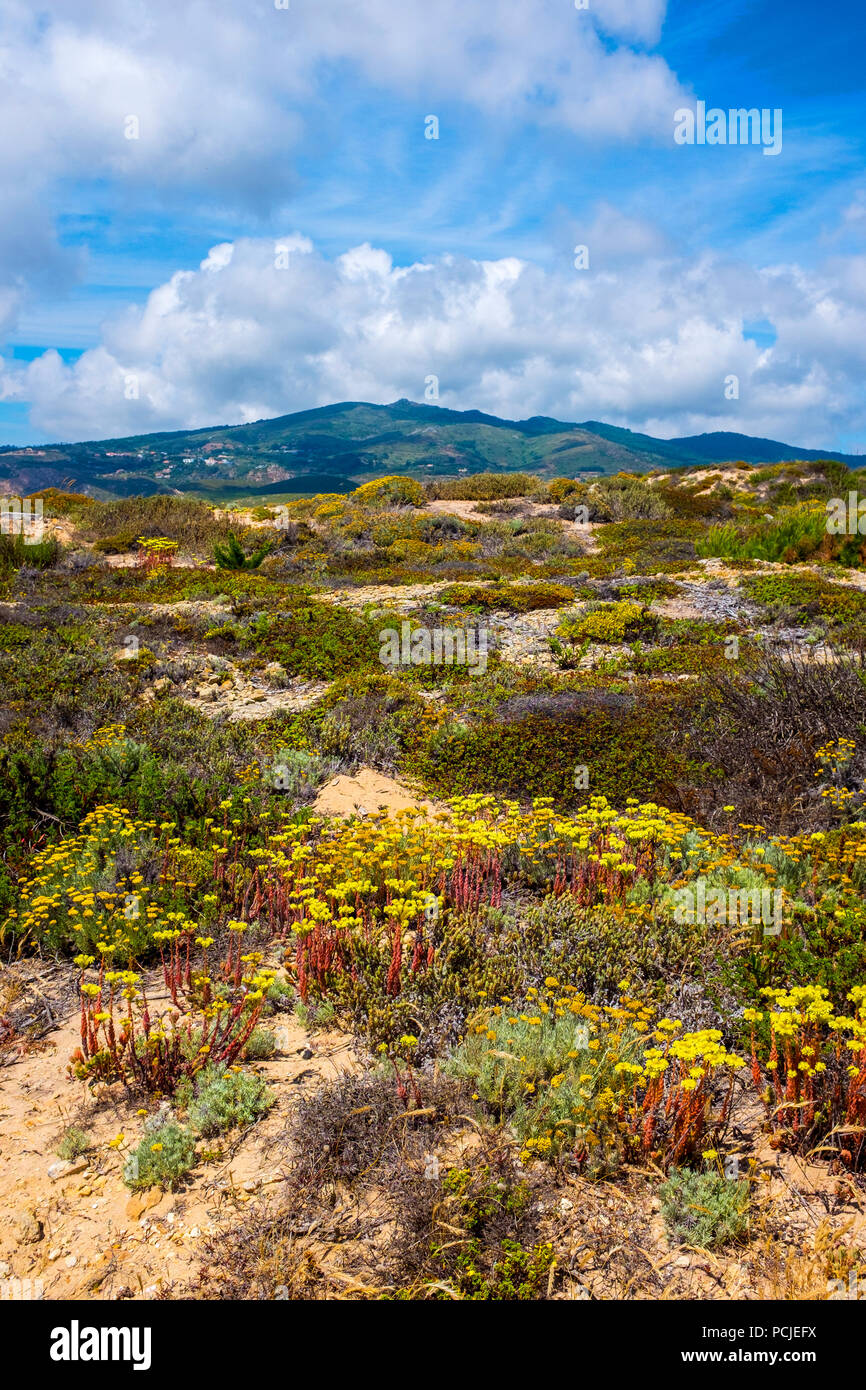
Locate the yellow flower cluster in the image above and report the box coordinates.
[77,723,128,753]
[258,793,714,942]
[3,805,159,953]
[462,983,742,1171]
[754,984,866,1066]
[136,536,179,554]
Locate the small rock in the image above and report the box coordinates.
[152,677,171,694]
[0,1261,11,1278]
[559,1198,574,1214]
[299,1047,314,1060]
[196,686,217,701]
[47,1159,87,1181]
[15,1211,44,1246]
[65,1255,77,1269]
[126,1187,163,1222]
[48,1249,60,1262]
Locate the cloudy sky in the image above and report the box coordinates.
[1,0,864,449]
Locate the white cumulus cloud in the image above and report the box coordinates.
[4,229,865,449]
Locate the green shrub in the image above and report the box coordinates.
[264,977,295,1012]
[741,573,866,626]
[1,800,160,956]
[245,602,381,679]
[55,1126,92,1160]
[556,600,658,645]
[242,1027,278,1060]
[548,478,586,503]
[513,893,713,1010]
[93,531,138,554]
[659,1168,750,1249]
[409,700,687,806]
[587,477,672,522]
[213,531,274,570]
[352,476,426,507]
[721,888,866,1017]
[123,1116,196,1190]
[446,992,647,1174]
[287,671,426,770]
[617,579,680,602]
[180,1063,275,1137]
[28,488,95,518]
[427,473,537,502]
[0,532,61,575]
[440,581,576,613]
[82,495,238,550]
[264,748,339,798]
[628,644,731,676]
[293,998,336,1029]
[696,505,827,564]
[596,518,701,572]
[399,1164,554,1300]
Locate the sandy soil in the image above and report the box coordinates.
[312,768,438,818]
[0,966,358,1301]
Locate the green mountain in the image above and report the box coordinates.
[1,399,861,500]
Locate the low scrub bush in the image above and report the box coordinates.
[449,985,742,1174]
[82,495,238,551]
[440,581,576,612]
[178,1062,275,1137]
[556,599,658,644]
[243,602,381,679]
[123,1115,196,1190]
[352,476,426,507]
[242,1026,278,1060]
[427,473,538,502]
[596,519,701,572]
[742,573,866,626]
[0,532,61,575]
[409,703,688,808]
[659,1168,750,1249]
[696,504,828,564]
[55,1125,92,1160]
[586,477,672,523]
[691,649,866,831]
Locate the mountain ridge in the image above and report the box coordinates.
[1,398,861,500]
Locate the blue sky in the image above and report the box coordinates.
[1,0,865,449]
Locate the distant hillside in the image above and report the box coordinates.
[1,399,861,499]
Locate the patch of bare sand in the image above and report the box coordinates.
[652,595,706,621]
[313,768,438,818]
[424,497,565,524]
